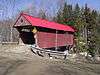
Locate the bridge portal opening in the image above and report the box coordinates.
[20,32,35,44]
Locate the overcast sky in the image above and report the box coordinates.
[0,0,100,20]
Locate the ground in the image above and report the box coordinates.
[0,45,100,75]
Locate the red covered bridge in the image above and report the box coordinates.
[13,13,75,51]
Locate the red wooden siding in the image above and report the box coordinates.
[37,31,74,48]
[56,34,67,46]
[66,34,74,45]
[37,32,56,48]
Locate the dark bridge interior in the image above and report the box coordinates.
[20,32,35,44]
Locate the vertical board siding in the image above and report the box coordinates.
[37,32,55,48]
[66,34,74,45]
[37,31,74,48]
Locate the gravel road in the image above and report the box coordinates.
[0,45,100,75]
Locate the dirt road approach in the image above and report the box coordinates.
[0,45,100,75]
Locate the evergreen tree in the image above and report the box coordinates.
[54,2,100,56]
[97,14,100,55]
[55,8,63,23]
[83,4,97,57]
[73,4,87,52]
[55,3,73,25]
[38,9,47,19]
[74,3,80,18]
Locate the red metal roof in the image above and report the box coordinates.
[16,13,75,32]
